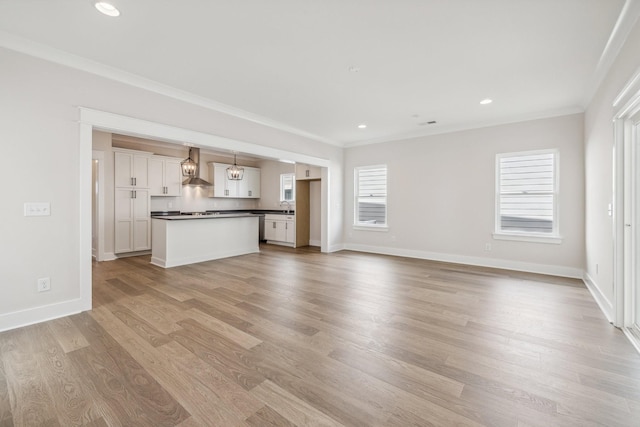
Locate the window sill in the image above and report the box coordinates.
[353,225,389,232]
[493,232,562,244]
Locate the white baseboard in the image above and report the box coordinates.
[309,239,321,247]
[328,243,345,253]
[583,272,614,323]
[0,298,88,332]
[342,243,583,279]
[103,252,117,261]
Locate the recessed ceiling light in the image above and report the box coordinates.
[348,66,361,73]
[358,124,367,129]
[480,98,493,105]
[95,1,120,17]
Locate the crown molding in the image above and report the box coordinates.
[343,106,584,148]
[0,30,341,148]
[582,0,640,107]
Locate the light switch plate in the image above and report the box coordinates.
[24,202,51,216]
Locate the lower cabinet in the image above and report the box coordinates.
[264,214,295,245]
[115,188,151,253]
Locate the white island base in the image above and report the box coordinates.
[151,215,259,268]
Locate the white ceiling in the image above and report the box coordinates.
[0,0,635,146]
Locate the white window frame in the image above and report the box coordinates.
[494,149,562,244]
[353,165,388,231]
[280,173,295,202]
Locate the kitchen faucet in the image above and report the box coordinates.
[280,200,291,214]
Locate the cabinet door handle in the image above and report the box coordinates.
[248,190,252,196]
[133,190,137,199]
[286,223,288,230]
[272,222,276,228]
[306,170,310,177]
[130,177,134,186]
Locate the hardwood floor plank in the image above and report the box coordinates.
[183,308,262,350]
[0,355,13,426]
[170,318,266,391]
[46,317,90,353]
[1,332,58,426]
[245,405,296,427]
[250,380,345,427]
[90,306,253,426]
[69,313,190,427]
[110,305,173,347]
[4,246,640,426]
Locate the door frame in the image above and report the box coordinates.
[613,66,640,351]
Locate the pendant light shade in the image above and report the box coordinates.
[227,154,244,180]
[180,150,198,178]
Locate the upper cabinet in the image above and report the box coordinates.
[295,163,321,180]
[239,167,261,198]
[114,149,150,188]
[208,162,261,198]
[149,155,182,196]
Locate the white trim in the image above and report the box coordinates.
[80,108,331,168]
[584,0,640,107]
[92,150,106,262]
[583,272,615,323]
[328,243,346,253]
[309,239,321,247]
[623,328,640,354]
[0,298,85,333]
[0,30,339,147]
[79,122,93,313]
[103,252,117,261]
[495,149,560,240]
[342,243,583,279]
[353,225,389,232]
[492,233,563,244]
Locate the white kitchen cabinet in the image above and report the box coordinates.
[295,163,321,180]
[115,188,151,253]
[238,167,261,198]
[149,155,182,196]
[208,162,260,198]
[264,214,295,245]
[114,149,150,188]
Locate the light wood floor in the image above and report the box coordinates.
[2,245,640,426]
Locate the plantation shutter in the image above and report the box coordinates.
[355,166,387,225]
[498,152,555,234]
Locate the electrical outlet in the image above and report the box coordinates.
[485,243,492,251]
[37,277,51,292]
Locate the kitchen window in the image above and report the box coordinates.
[354,165,387,229]
[494,149,561,244]
[280,173,295,202]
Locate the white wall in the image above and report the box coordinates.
[258,160,296,210]
[0,46,343,331]
[344,114,585,277]
[584,17,640,319]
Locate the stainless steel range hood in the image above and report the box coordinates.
[182,147,212,186]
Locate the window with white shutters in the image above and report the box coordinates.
[495,150,559,241]
[354,165,387,227]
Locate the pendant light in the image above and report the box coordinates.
[180,148,198,178]
[226,153,244,180]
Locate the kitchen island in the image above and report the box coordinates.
[151,213,259,268]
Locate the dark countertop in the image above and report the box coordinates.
[152,213,258,220]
